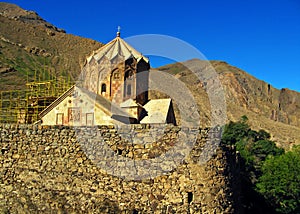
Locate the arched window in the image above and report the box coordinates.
[101,83,106,93]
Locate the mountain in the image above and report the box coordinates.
[157,60,300,149]
[0,2,299,148]
[0,2,103,90]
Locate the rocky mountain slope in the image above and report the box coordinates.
[0,2,103,90]
[158,60,300,149]
[0,2,299,148]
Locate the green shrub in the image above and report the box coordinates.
[256,146,300,213]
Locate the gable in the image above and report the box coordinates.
[39,86,135,126]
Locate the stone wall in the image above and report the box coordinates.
[0,124,241,213]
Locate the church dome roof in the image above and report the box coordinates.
[86,36,149,65]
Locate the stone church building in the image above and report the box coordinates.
[39,31,176,126]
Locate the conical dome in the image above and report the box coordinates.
[86,37,149,65]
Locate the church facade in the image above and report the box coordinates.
[39,32,176,126]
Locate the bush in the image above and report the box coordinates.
[256,146,300,213]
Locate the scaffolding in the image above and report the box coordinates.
[0,77,73,124]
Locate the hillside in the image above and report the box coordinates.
[0,2,103,90]
[158,60,300,149]
[0,2,299,148]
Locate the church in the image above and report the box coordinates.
[39,31,176,126]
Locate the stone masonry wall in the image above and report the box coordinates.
[0,124,241,213]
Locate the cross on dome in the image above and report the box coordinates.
[117,26,121,37]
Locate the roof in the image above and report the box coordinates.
[39,85,75,118]
[120,98,139,108]
[86,36,149,64]
[85,88,132,118]
[140,98,172,124]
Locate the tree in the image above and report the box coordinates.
[250,140,284,166]
[222,116,282,171]
[221,116,287,213]
[222,117,250,145]
[256,146,300,213]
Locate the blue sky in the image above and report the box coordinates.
[4,0,300,92]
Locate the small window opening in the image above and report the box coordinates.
[101,83,106,93]
[188,192,193,204]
